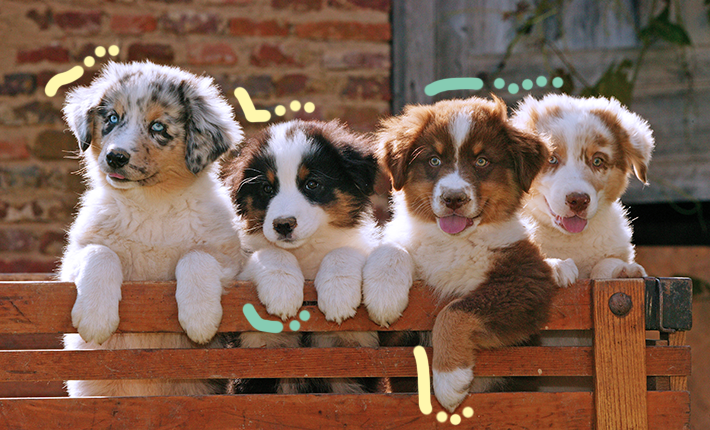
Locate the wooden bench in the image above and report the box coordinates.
[0,276,692,429]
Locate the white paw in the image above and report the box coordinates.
[612,262,647,279]
[362,244,414,327]
[178,297,223,345]
[257,273,304,320]
[176,252,225,344]
[315,248,364,324]
[71,287,120,345]
[433,368,473,412]
[547,258,579,287]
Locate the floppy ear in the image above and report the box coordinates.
[376,105,432,191]
[178,77,244,174]
[607,99,655,184]
[339,137,379,197]
[63,85,101,152]
[507,125,549,193]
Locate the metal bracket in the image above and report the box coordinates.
[645,277,693,332]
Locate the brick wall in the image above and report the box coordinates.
[0,0,392,273]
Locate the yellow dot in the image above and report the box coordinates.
[275,105,286,116]
[463,407,474,418]
[450,414,461,425]
[304,102,315,113]
[84,56,96,67]
[290,100,301,111]
[94,46,106,57]
[108,45,120,56]
[436,412,448,423]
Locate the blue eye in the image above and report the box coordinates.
[151,122,165,132]
[108,114,119,124]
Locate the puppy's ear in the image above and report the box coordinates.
[376,105,432,191]
[63,85,100,152]
[507,125,549,193]
[178,78,244,174]
[340,137,379,197]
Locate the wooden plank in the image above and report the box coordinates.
[0,280,593,334]
[0,381,65,397]
[593,279,649,430]
[0,391,689,430]
[0,346,688,382]
[668,332,689,391]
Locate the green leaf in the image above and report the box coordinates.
[639,6,692,46]
[580,60,634,106]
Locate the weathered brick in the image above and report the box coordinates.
[0,228,37,252]
[10,102,63,126]
[17,46,70,64]
[228,18,289,37]
[0,198,75,223]
[36,71,56,88]
[250,44,299,67]
[0,138,30,161]
[160,12,219,34]
[110,14,157,35]
[187,43,238,66]
[323,51,389,70]
[127,43,175,63]
[274,74,308,96]
[0,165,42,189]
[39,231,66,256]
[32,130,77,160]
[55,11,102,34]
[327,0,390,11]
[0,258,58,274]
[272,0,322,11]
[0,74,37,96]
[295,21,390,41]
[26,9,53,30]
[340,106,388,131]
[343,76,391,100]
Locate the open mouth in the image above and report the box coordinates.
[437,214,478,235]
[545,198,588,234]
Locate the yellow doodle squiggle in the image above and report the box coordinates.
[412,345,433,415]
[45,66,84,97]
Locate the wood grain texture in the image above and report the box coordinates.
[0,392,689,430]
[668,331,689,391]
[593,279,649,430]
[0,346,688,382]
[0,280,592,334]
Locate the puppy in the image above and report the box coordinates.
[60,61,244,396]
[224,119,379,394]
[363,96,558,412]
[512,94,654,279]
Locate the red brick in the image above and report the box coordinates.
[39,231,66,256]
[26,9,53,30]
[127,43,175,63]
[16,46,70,64]
[0,138,30,161]
[323,51,389,69]
[343,76,391,100]
[229,18,289,37]
[160,12,219,34]
[327,0,391,11]
[340,106,388,132]
[8,102,63,126]
[272,0,322,11]
[274,74,308,96]
[36,71,56,88]
[0,258,57,274]
[295,21,390,41]
[0,229,37,252]
[187,43,238,66]
[0,74,37,96]
[54,11,102,34]
[250,44,299,67]
[32,130,76,160]
[111,15,158,35]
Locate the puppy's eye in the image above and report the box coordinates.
[108,114,119,124]
[262,184,274,195]
[475,157,489,168]
[592,156,605,167]
[549,155,559,165]
[150,122,165,133]
[305,179,319,190]
[429,156,442,167]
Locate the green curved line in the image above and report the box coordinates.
[424,78,484,96]
[242,303,283,333]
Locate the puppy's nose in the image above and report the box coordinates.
[566,192,590,214]
[106,149,130,169]
[441,190,470,210]
[273,217,297,237]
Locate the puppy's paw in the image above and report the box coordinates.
[433,367,473,413]
[71,289,120,345]
[612,262,647,279]
[257,273,304,320]
[315,248,364,324]
[362,244,414,327]
[178,296,223,345]
[546,257,579,287]
[176,252,225,344]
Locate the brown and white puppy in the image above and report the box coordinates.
[363,96,557,411]
[512,94,654,279]
[61,61,244,396]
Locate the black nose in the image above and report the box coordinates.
[106,149,130,169]
[273,217,297,237]
[441,190,470,210]
[566,192,590,214]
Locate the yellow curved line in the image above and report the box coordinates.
[234,87,271,123]
[413,345,433,415]
[45,66,84,97]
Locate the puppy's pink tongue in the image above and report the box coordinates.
[438,215,472,235]
[561,216,587,233]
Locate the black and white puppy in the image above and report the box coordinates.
[224,119,379,394]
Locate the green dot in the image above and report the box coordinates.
[299,310,310,321]
[522,79,533,90]
[536,76,547,87]
[493,78,505,89]
[552,77,564,88]
[508,83,519,94]
[289,320,300,331]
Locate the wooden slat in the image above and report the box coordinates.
[0,391,689,430]
[0,280,592,334]
[593,279,649,430]
[668,332,689,391]
[0,381,65,397]
[0,346,689,382]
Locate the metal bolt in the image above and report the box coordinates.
[609,292,632,317]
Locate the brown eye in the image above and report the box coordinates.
[475,157,489,168]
